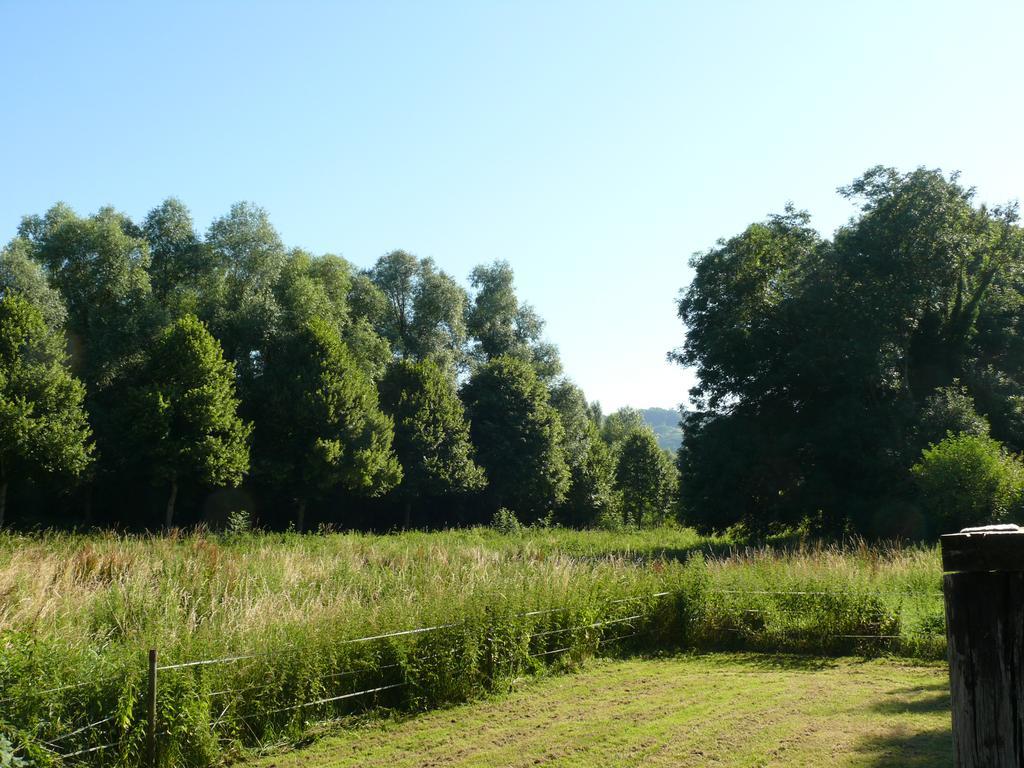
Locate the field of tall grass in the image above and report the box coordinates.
[0,526,945,766]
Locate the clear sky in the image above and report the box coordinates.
[2,1,1021,412]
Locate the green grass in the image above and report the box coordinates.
[249,653,952,768]
[0,526,946,766]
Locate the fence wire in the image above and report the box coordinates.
[12,583,948,764]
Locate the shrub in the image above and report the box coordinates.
[911,434,1024,533]
[491,507,522,534]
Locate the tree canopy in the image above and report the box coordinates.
[0,197,619,532]
[254,317,402,530]
[674,167,1024,536]
[130,315,251,528]
[461,355,570,520]
[0,294,92,526]
[379,359,485,526]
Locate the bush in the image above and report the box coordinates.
[911,434,1024,533]
[491,508,522,535]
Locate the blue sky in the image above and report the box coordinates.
[2,1,1021,411]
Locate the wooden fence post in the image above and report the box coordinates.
[941,524,1024,767]
[147,649,158,768]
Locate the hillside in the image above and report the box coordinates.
[640,407,683,453]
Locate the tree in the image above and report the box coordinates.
[368,251,469,371]
[672,168,1024,535]
[19,204,156,389]
[461,356,569,520]
[378,359,485,527]
[912,434,1024,533]
[614,429,676,527]
[549,380,616,526]
[131,315,251,528]
[142,197,228,331]
[0,294,92,526]
[17,205,158,523]
[0,238,66,330]
[600,407,646,448]
[255,317,401,530]
[915,381,990,449]
[205,202,287,378]
[275,250,391,381]
[466,261,561,379]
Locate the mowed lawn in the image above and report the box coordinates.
[251,653,952,768]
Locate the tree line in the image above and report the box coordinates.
[0,201,677,531]
[674,166,1024,537]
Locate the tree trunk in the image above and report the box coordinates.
[164,479,178,530]
[296,500,306,533]
[403,499,412,530]
[0,479,7,529]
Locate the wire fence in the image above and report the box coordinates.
[2,584,948,766]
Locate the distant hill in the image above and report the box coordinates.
[639,407,683,453]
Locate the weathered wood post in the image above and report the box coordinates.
[942,524,1024,767]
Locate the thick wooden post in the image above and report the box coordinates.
[942,524,1024,767]
[147,649,158,768]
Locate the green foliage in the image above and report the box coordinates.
[674,168,1024,536]
[549,380,617,526]
[5,194,598,529]
[0,237,66,329]
[227,508,254,535]
[0,735,27,768]
[915,380,990,448]
[130,315,251,526]
[911,433,1024,533]
[204,201,287,378]
[466,261,561,379]
[0,294,92,525]
[276,250,391,382]
[143,198,210,306]
[368,251,469,372]
[19,204,156,390]
[599,407,645,447]
[461,356,570,520]
[613,429,677,527]
[378,359,485,512]
[490,507,522,534]
[255,317,402,525]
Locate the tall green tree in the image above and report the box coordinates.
[276,250,391,381]
[18,205,158,522]
[466,261,561,379]
[0,238,67,330]
[19,204,155,389]
[549,380,616,526]
[205,202,287,378]
[143,198,223,322]
[131,315,251,528]
[461,355,569,520]
[255,317,401,530]
[378,359,485,527]
[600,407,646,448]
[368,250,469,371]
[614,428,677,527]
[673,168,1024,535]
[0,294,92,526]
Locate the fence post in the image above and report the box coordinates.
[147,649,157,768]
[941,524,1024,767]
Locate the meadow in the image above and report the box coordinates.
[250,653,952,768]
[0,526,946,766]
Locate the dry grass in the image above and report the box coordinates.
[0,527,945,767]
